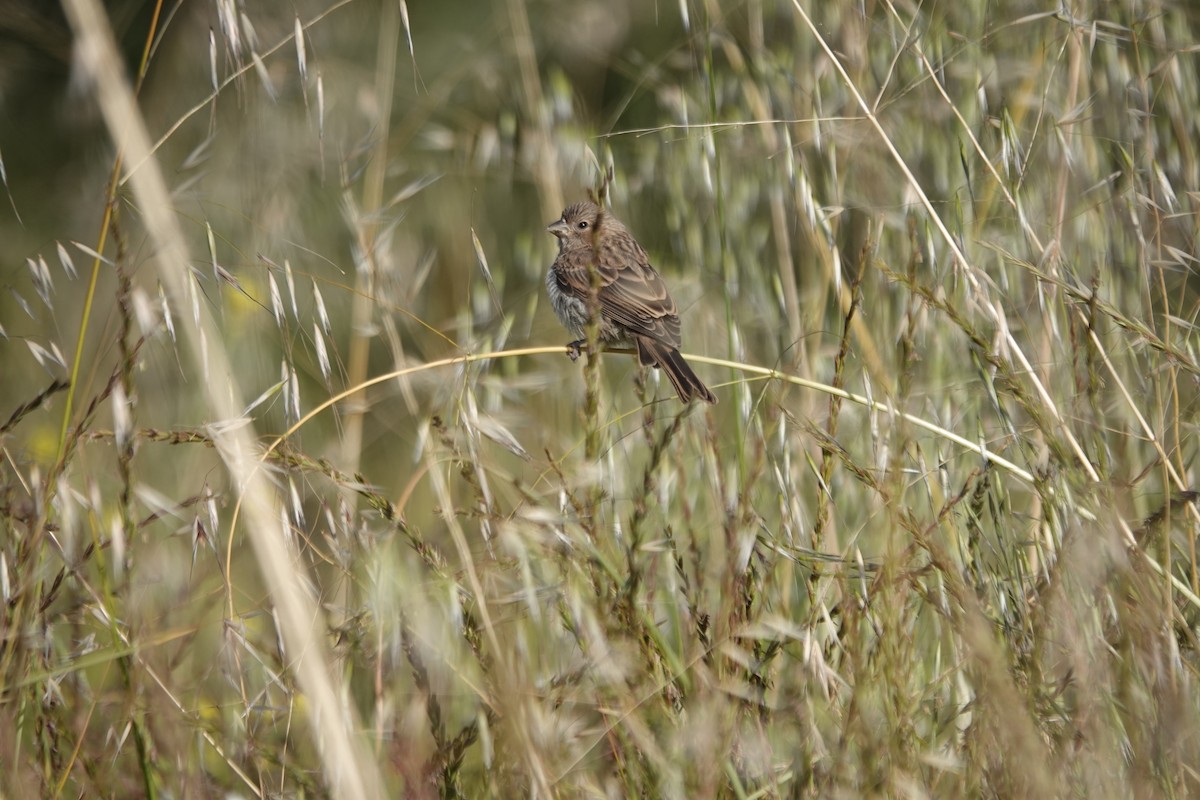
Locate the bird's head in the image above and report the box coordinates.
[547,201,603,246]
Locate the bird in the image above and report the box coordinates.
[545,200,717,404]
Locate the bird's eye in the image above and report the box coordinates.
[577,220,589,229]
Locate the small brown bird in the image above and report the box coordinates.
[546,200,717,404]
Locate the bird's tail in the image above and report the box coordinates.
[637,337,717,404]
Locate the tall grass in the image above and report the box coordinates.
[1,0,1198,797]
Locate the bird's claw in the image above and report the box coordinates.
[566,340,587,361]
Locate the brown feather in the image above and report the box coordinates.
[547,201,716,404]
[636,337,718,404]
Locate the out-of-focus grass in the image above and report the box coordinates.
[1,0,1199,796]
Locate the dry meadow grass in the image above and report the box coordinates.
[2,1,1200,797]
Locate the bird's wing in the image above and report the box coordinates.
[555,234,682,348]
[601,266,682,349]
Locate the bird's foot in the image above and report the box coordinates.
[565,340,587,361]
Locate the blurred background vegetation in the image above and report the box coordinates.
[3,0,1200,796]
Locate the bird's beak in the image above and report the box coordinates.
[546,218,569,239]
